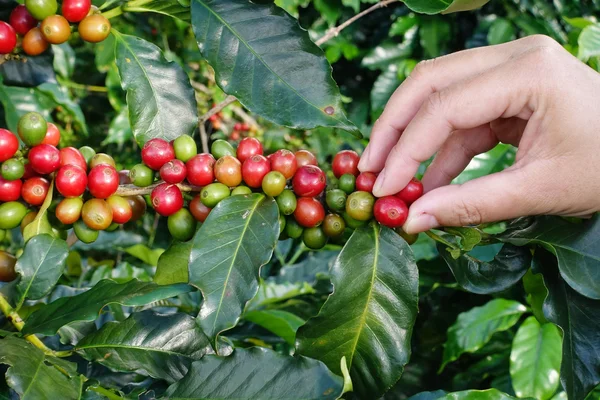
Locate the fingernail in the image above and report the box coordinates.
[358,146,371,171]
[404,213,439,234]
[372,169,387,196]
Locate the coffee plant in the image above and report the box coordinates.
[1,0,600,399]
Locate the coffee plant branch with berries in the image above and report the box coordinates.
[1,0,600,400]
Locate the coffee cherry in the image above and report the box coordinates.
[106,195,132,224]
[186,154,215,186]
[105,222,119,232]
[294,197,325,228]
[40,15,71,45]
[61,0,91,22]
[78,14,110,43]
[325,189,346,213]
[374,196,409,228]
[356,172,377,193]
[21,177,49,206]
[25,0,57,20]
[1,159,24,181]
[276,189,297,215]
[55,197,83,225]
[295,150,317,168]
[129,163,154,187]
[242,155,270,188]
[285,217,303,239]
[88,165,119,199]
[292,165,326,197]
[126,195,146,222]
[323,214,346,238]
[151,183,183,217]
[0,129,19,163]
[168,208,196,241]
[22,163,38,180]
[303,227,327,249]
[214,155,242,187]
[9,5,37,35]
[231,185,252,196]
[22,27,49,56]
[211,139,235,159]
[397,178,423,205]
[189,195,211,222]
[0,251,17,282]
[342,211,367,229]
[142,138,175,170]
[90,153,116,168]
[79,146,96,165]
[82,198,113,230]
[0,22,17,55]
[28,144,60,174]
[74,220,98,243]
[278,213,286,235]
[262,171,286,197]
[338,173,356,194]
[41,122,60,146]
[0,202,28,230]
[118,170,132,185]
[173,135,197,162]
[18,112,47,146]
[0,176,22,202]
[269,149,297,180]
[56,165,87,197]
[200,182,230,208]
[160,159,187,184]
[236,137,263,163]
[59,147,87,171]
[332,150,359,178]
[346,191,375,222]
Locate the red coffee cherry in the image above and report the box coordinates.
[88,165,119,199]
[9,5,37,35]
[151,183,183,217]
[22,163,38,180]
[62,0,91,22]
[0,129,19,163]
[332,150,360,178]
[374,196,409,228]
[294,197,325,228]
[0,22,17,55]
[189,195,211,222]
[236,137,263,163]
[160,159,187,184]
[269,149,297,180]
[41,122,60,146]
[242,155,270,188]
[0,176,22,202]
[59,147,87,171]
[28,144,60,175]
[106,195,132,224]
[214,155,242,187]
[141,138,175,170]
[356,172,377,193]
[396,178,424,205]
[56,165,87,198]
[295,150,317,168]
[186,153,215,186]
[292,165,326,197]
[21,177,49,206]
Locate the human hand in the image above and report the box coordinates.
[358,35,600,234]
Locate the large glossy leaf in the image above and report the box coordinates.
[112,31,198,146]
[189,194,279,347]
[0,79,52,134]
[371,64,402,121]
[453,144,515,184]
[296,225,419,398]
[190,0,359,136]
[0,336,82,399]
[533,250,600,400]
[440,299,527,371]
[243,309,305,345]
[0,53,56,87]
[14,234,69,310]
[578,23,600,61]
[165,347,344,399]
[438,389,523,399]
[76,310,213,383]
[155,241,192,285]
[22,279,193,335]
[522,268,549,324]
[438,243,531,294]
[498,215,600,300]
[509,316,562,400]
[123,0,190,21]
[403,0,490,14]
[408,391,448,400]
[52,43,75,78]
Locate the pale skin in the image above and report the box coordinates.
[358,35,600,234]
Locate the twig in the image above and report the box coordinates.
[191,80,212,95]
[198,95,237,125]
[115,182,202,197]
[231,105,259,130]
[199,123,209,154]
[58,79,108,93]
[315,0,399,46]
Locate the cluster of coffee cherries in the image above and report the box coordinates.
[0,0,110,56]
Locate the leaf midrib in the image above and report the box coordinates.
[17,239,55,310]
[76,343,195,358]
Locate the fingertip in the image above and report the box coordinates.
[403,211,440,234]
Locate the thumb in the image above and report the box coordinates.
[403,167,542,233]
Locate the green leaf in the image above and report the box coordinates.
[0,79,52,134]
[94,32,116,72]
[498,215,600,299]
[454,144,515,184]
[0,53,55,87]
[579,23,600,61]
[509,316,562,400]
[189,194,279,347]
[123,0,190,21]
[522,268,549,324]
[408,391,448,400]
[36,83,88,135]
[314,0,341,26]
[22,279,193,336]
[563,17,595,30]
[440,299,527,372]
[191,0,359,136]
[243,309,305,345]
[438,243,531,294]
[102,107,132,146]
[444,227,483,251]
[420,17,451,58]
[534,250,600,400]
[76,310,213,383]
[14,234,69,309]
[165,347,344,399]
[296,225,419,398]
[112,31,198,146]
[390,14,418,37]
[0,336,82,399]
[371,64,402,121]
[362,41,413,70]
[403,0,490,14]
[52,43,76,78]
[487,18,516,45]
[122,244,164,266]
[155,241,192,285]
[438,389,523,399]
